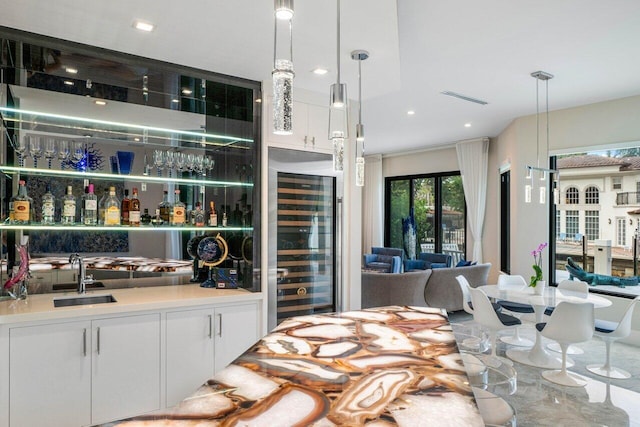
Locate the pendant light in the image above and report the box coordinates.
[525,70,558,204]
[329,0,348,171]
[351,50,368,187]
[272,0,294,135]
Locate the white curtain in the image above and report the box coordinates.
[362,154,383,252]
[456,138,489,262]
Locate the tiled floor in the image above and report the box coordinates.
[450,312,640,427]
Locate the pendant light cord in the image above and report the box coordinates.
[336,0,341,85]
[358,58,364,157]
[536,75,540,169]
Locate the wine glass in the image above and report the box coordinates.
[194,154,205,176]
[29,136,43,168]
[15,135,29,167]
[72,141,85,163]
[175,152,186,175]
[165,150,175,178]
[204,156,215,178]
[44,137,57,169]
[57,139,70,167]
[153,149,165,176]
[185,153,195,174]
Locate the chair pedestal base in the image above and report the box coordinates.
[547,342,584,355]
[506,348,573,369]
[542,369,588,387]
[500,334,534,347]
[586,364,631,379]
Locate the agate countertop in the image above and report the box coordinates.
[110,306,483,426]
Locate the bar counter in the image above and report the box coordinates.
[110,306,483,426]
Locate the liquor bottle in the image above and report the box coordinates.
[98,188,109,225]
[11,180,32,224]
[41,184,56,225]
[193,202,205,227]
[121,189,130,225]
[129,187,141,226]
[171,189,186,226]
[158,190,171,223]
[208,201,218,227]
[231,203,243,226]
[83,184,98,225]
[104,186,121,226]
[151,208,164,226]
[222,211,228,227]
[140,208,152,225]
[244,204,252,227]
[62,185,76,224]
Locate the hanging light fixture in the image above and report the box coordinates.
[272,0,294,135]
[525,70,558,204]
[351,49,368,187]
[329,0,348,171]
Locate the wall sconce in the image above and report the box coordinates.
[608,218,612,225]
[630,219,634,226]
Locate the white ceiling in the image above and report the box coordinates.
[2,0,640,155]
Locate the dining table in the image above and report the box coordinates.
[478,284,612,369]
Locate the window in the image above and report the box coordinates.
[385,172,465,259]
[566,210,579,237]
[585,210,599,240]
[585,186,599,204]
[565,187,579,204]
[616,217,627,247]
[555,210,561,238]
[612,177,622,190]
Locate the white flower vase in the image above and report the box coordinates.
[534,280,546,295]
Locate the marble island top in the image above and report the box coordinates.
[111,306,484,426]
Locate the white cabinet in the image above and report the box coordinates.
[267,100,331,153]
[91,313,161,424]
[9,321,91,427]
[166,308,214,407]
[165,302,260,407]
[8,313,161,427]
[214,303,260,372]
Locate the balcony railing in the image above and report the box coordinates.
[616,191,640,205]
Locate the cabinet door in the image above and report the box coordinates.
[10,321,91,427]
[166,308,215,407]
[307,103,332,152]
[91,313,161,425]
[214,303,260,373]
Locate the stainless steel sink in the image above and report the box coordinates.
[53,294,117,307]
[52,282,105,292]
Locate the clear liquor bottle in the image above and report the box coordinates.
[83,184,98,225]
[158,190,171,223]
[129,187,141,226]
[11,180,33,224]
[121,189,130,225]
[98,188,109,225]
[41,184,56,225]
[61,185,76,224]
[171,189,186,226]
[208,201,218,227]
[104,186,121,226]
[193,202,205,227]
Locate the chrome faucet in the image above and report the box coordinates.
[69,253,94,294]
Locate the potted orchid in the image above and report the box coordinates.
[530,242,548,291]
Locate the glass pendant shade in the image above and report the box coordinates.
[328,84,348,141]
[356,123,364,143]
[275,0,294,20]
[539,186,546,204]
[272,59,294,135]
[330,82,347,108]
[355,156,365,186]
[525,183,532,204]
[333,138,344,171]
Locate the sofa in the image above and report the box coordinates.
[404,252,453,271]
[361,263,492,312]
[363,247,403,273]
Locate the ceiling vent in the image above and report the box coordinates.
[441,91,488,105]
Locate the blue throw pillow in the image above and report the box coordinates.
[431,262,447,269]
[456,259,473,267]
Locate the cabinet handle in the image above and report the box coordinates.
[83,328,87,356]
[304,136,308,147]
[311,136,315,148]
[208,314,213,339]
[218,313,223,337]
[96,327,101,355]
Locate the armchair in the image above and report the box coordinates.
[363,247,403,273]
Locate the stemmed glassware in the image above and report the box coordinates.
[15,135,29,168]
[29,136,43,168]
[72,141,85,163]
[175,152,186,176]
[153,149,165,176]
[165,150,175,178]
[44,137,57,169]
[58,139,70,167]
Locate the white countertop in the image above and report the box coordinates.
[0,284,262,325]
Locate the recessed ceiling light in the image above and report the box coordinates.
[407,110,415,116]
[63,80,74,86]
[312,68,329,75]
[464,123,471,128]
[65,67,78,74]
[94,100,107,106]
[182,89,193,95]
[133,20,155,32]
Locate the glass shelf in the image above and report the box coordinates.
[0,224,252,232]
[0,166,253,188]
[0,106,254,150]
